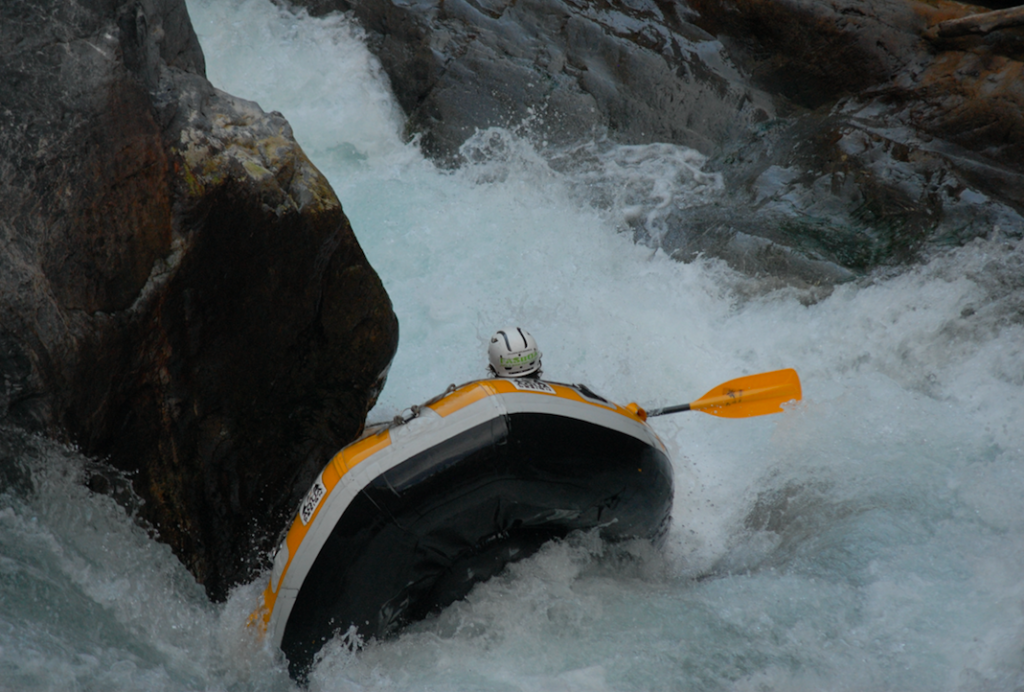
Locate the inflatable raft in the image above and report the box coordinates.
[251,377,674,676]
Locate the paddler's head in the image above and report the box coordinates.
[488,327,542,378]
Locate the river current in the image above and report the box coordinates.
[2,0,1023,689]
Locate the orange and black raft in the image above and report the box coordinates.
[251,378,674,676]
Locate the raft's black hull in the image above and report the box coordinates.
[282,412,672,675]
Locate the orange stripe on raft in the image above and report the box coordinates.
[255,429,393,631]
[428,381,495,417]
[429,379,645,422]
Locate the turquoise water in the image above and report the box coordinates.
[2,0,1023,689]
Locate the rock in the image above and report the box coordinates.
[675,0,1024,282]
[0,0,398,599]
[295,0,775,162]
[927,5,1024,39]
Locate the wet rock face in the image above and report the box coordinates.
[297,0,775,162]
[676,0,1024,281]
[298,0,1023,283]
[685,0,911,110]
[0,0,398,599]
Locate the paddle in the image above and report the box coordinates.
[643,368,801,419]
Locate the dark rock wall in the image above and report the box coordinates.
[1,0,398,599]
[688,0,1024,169]
[685,0,904,109]
[297,0,774,161]
[674,0,1024,279]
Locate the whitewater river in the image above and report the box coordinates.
[3,0,1024,689]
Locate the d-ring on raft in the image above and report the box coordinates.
[249,377,675,677]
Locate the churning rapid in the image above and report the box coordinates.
[3,0,1024,689]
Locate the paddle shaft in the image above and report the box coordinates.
[647,403,691,417]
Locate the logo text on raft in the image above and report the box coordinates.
[501,352,537,365]
[299,476,327,525]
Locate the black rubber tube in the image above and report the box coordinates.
[281,412,673,678]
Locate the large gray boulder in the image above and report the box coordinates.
[298,0,775,161]
[0,0,398,599]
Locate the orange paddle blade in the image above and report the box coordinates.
[689,368,802,418]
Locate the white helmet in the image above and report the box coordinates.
[488,327,542,377]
